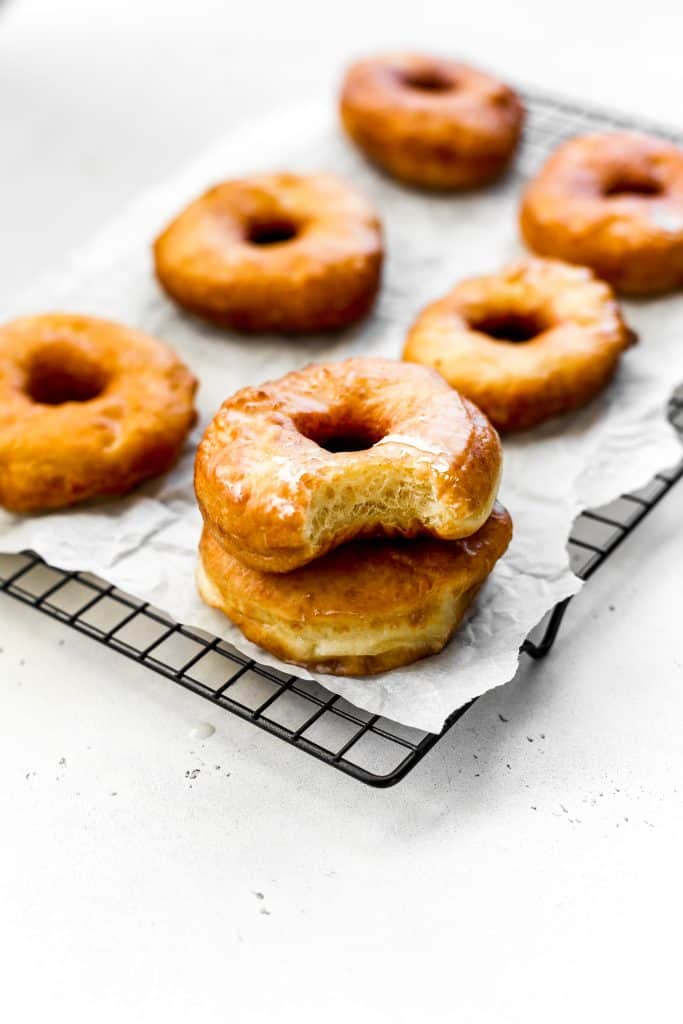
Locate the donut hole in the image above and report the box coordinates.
[469,310,549,343]
[603,175,663,198]
[26,344,109,405]
[400,68,455,93]
[300,420,384,453]
[246,218,299,246]
[319,432,378,453]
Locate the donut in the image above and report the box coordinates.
[0,314,197,513]
[403,259,635,432]
[195,357,502,573]
[520,132,683,294]
[154,172,383,332]
[197,503,512,676]
[339,52,524,189]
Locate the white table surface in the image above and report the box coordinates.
[2,1,683,1021]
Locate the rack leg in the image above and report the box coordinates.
[522,598,572,659]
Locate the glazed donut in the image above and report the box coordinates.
[403,259,635,432]
[154,172,383,332]
[197,503,512,676]
[195,357,502,573]
[340,52,524,189]
[520,132,683,294]
[0,314,197,513]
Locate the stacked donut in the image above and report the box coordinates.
[194,358,511,675]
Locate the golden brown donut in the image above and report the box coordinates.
[195,357,502,573]
[340,52,524,189]
[197,503,512,676]
[403,259,635,432]
[0,314,197,513]
[520,132,683,294]
[154,172,383,331]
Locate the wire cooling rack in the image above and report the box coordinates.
[2,88,683,787]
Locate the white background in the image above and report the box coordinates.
[2,1,683,1021]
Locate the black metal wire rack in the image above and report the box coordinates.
[2,89,683,787]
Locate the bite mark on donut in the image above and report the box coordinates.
[305,473,470,556]
[297,417,465,541]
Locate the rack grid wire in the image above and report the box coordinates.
[2,88,683,787]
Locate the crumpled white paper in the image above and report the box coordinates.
[1,100,682,732]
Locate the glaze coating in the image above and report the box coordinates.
[195,357,502,572]
[0,314,197,512]
[340,52,524,189]
[404,259,635,431]
[520,133,683,294]
[154,172,383,331]
[197,503,512,675]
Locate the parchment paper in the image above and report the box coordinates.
[1,100,682,732]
